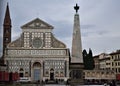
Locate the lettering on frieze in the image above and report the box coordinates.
[8,49,66,56]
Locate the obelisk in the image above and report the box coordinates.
[71,4,83,63]
[70,4,84,85]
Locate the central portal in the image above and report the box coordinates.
[50,68,54,80]
[34,69,40,81]
[33,62,41,81]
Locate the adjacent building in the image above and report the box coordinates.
[84,70,116,84]
[94,50,120,74]
[93,50,120,81]
[99,53,111,70]
[110,50,120,74]
[93,55,100,70]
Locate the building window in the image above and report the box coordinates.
[112,56,113,59]
[118,62,120,66]
[118,68,120,73]
[112,62,114,66]
[112,68,114,71]
[116,68,118,73]
[6,38,9,41]
[32,37,43,48]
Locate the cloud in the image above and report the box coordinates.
[0,0,120,56]
[82,35,120,55]
[81,24,95,29]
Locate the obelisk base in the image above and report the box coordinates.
[69,63,84,85]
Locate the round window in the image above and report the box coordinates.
[32,37,42,48]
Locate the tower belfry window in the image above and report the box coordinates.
[6,38,8,41]
[6,30,9,34]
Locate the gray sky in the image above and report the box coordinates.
[0,0,120,56]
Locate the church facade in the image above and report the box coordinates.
[4,17,70,81]
[1,3,84,83]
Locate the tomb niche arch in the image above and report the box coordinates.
[19,68,24,77]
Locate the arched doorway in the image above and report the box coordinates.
[33,62,41,81]
[50,68,54,80]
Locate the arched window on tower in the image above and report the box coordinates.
[6,38,8,41]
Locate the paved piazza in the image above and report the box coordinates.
[0,84,104,86]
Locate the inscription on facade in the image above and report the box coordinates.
[7,49,67,56]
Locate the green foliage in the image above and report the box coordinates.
[83,48,95,70]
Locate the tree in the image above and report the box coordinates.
[88,48,95,70]
[82,49,95,70]
[83,49,89,69]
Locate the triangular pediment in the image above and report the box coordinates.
[21,18,53,29]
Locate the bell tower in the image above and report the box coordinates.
[2,3,12,58]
